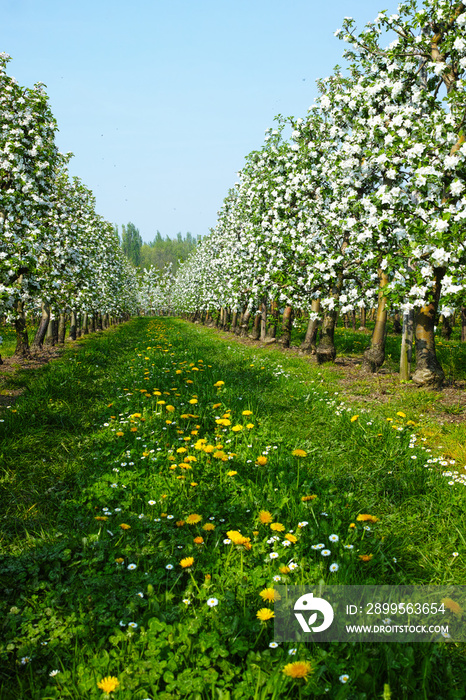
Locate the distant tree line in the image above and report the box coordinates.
[118,223,200,273]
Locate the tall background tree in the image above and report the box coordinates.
[120,222,143,267]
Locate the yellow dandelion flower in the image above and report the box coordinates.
[227,530,251,546]
[176,447,187,453]
[214,381,225,387]
[203,523,215,531]
[279,566,291,574]
[190,482,198,486]
[301,495,317,502]
[259,510,273,524]
[285,533,297,543]
[441,598,463,616]
[166,405,175,412]
[114,558,124,564]
[204,444,215,453]
[358,554,373,562]
[180,557,194,568]
[256,608,274,621]
[259,588,281,602]
[213,403,222,409]
[246,423,255,429]
[186,513,202,524]
[95,516,108,521]
[282,661,314,680]
[231,424,243,432]
[256,455,268,465]
[396,411,406,418]
[227,470,238,476]
[119,523,131,530]
[270,522,285,532]
[97,676,119,693]
[116,431,124,437]
[184,455,197,462]
[242,410,253,416]
[356,514,379,523]
[193,536,204,544]
[350,415,359,422]
[176,520,185,527]
[292,449,307,457]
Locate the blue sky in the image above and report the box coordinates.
[4,0,399,243]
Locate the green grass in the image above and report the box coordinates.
[1,317,466,699]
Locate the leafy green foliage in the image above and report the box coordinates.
[140,231,200,273]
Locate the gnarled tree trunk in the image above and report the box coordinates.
[412,267,445,389]
[362,270,389,373]
[300,299,320,354]
[278,305,293,348]
[33,303,50,349]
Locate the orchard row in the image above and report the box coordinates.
[0,53,139,356]
[140,1,466,389]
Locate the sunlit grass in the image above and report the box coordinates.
[1,317,465,699]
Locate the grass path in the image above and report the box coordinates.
[1,317,465,699]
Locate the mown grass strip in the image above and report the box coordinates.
[1,317,465,700]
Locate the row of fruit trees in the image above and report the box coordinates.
[139,0,466,389]
[0,52,140,358]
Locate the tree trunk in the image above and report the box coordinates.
[316,269,344,364]
[315,311,337,363]
[260,298,267,341]
[250,312,260,340]
[33,303,50,349]
[359,307,366,329]
[278,305,293,348]
[301,299,320,354]
[14,300,29,356]
[393,312,402,334]
[58,313,67,344]
[69,311,77,340]
[400,308,414,381]
[45,316,54,346]
[239,309,251,337]
[412,267,445,389]
[362,271,389,373]
[230,311,238,334]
